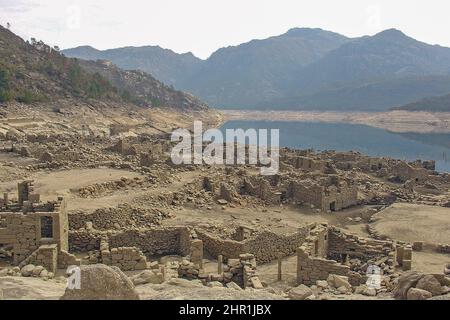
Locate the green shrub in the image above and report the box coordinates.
[0,68,12,102]
[150,98,162,107]
[0,90,11,102]
[67,62,83,93]
[86,73,113,98]
[15,89,46,104]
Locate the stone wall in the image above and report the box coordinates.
[289,180,324,209]
[0,213,39,264]
[296,224,397,286]
[68,229,103,252]
[68,205,168,230]
[293,156,326,172]
[242,228,308,264]
[389,161,429,183]
[99,236,147,270]
[76,177,145,198]
[297,246,350,286]
[195,229,245,260]
[196,226,308,264]
[107,227,191,256]
[437,244,450,254]
[69,226,191,257]
[323,182,358,212]
[0,207,68,264]
[101,243,148,271]
[296,224,350,285]
[18,244,58,273]
[288,179,357,212]
[57,249,81,269]
[16,244,80,272]
[327,227,394,261]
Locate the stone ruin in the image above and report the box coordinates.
[325,150,436,182]
[108,136,171,167]
[201,168,358,212]
[295,223,420,291]
[1,179,447,296]
[0,181,80,273]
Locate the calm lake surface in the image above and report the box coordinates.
[220,120,450,173]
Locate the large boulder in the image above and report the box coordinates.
[393,271,424,300]
[32,266,45,277]
[362,286,377,296]
[316,280,329,289]
[288,284,313,300]
[416,275,443,296]
[20,264,36,277]
[407,288,432,300]
[60,264,139,300]
[327,274,351,289]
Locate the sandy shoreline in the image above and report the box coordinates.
[220,110,450,134]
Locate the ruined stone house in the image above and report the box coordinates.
[288,177,357,212]
[0,181,78,272]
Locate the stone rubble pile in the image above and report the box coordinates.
[0,264,54,280]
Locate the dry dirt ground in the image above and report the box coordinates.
[371,203,450,245]
[0,277,66,300]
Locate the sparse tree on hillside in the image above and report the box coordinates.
[6,22,11,29]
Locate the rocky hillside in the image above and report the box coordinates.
[0,25,208,111]
[393,93,450,112]
[0,25,121,104]
[77,59,207,110]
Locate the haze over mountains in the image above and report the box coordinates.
[63,28,450,111]
[394,93,450,112]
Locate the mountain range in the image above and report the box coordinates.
[63,28,450,111]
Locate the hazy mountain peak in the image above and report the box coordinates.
[285,27,343,37]
[69,45,99,50]
[376,28,406,36]
[371,28,413,43]
[286,27,325,34]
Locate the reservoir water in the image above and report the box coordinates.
[220,120,450,172]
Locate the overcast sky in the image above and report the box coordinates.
[1,0,449,59]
